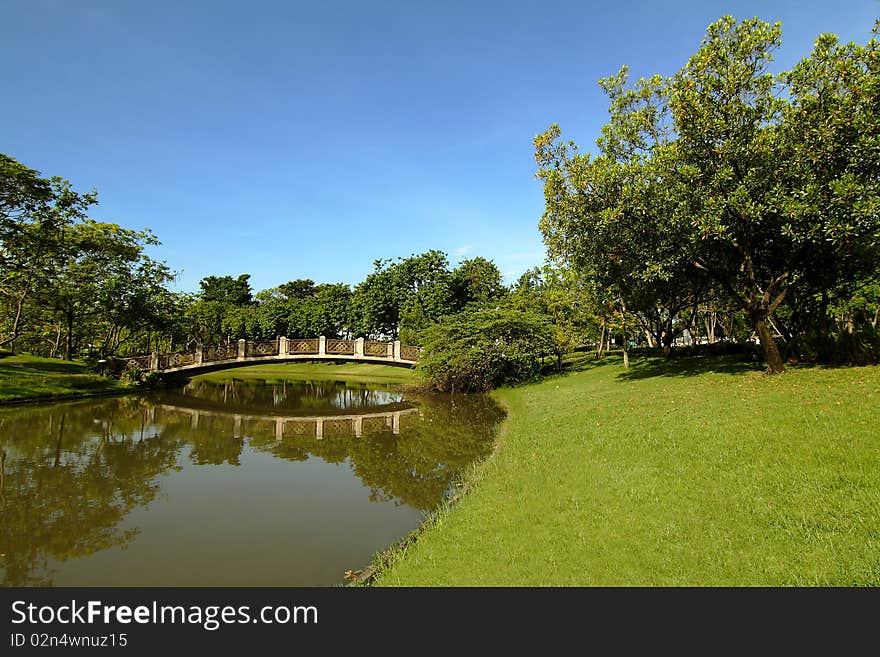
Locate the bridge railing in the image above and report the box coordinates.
[203,343,238,363]
[364,341,393,357]
[287,338,319,355]
[121,336,422,372]
[326,339,355,355]
[246,340,280,358]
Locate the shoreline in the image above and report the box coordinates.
[347,394,510,586]
[0,386,140,407]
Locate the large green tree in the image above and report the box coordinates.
[352,250,453,340]
[0,158,96,352]
[198,274,253,306]
[536,16,880,373]
[39,221,169,360]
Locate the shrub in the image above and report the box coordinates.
[141,370,163,387]
[417,308,553,392]
[787,328,880,366]
[120,362,144,384]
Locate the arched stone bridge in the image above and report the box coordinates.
[123,336,421,375]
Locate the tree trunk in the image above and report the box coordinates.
[596,321,606,359]
[64,309,74,360]
[704,311,716,343]
[50,323,62,359]
[9,294,26,354]
[661,326,674,356]
[619,297,629,369]
[755,317,785,374]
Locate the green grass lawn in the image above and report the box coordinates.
[0,354,126,403]
[376,355,880,585]
[192,361,417,386]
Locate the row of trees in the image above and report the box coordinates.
[0,158,515,360]
[176,251,510,351]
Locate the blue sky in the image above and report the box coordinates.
[2,1,877,293]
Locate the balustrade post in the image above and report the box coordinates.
[195,344,203,365]
[355,337,364,358]
[150,351,159,371]
[279,336,288,356]
[393,340,401,361]
[318,336,326,356]
[237,339,246,360]
[387,341,393,358]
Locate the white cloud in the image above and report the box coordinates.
[453,244,472,257]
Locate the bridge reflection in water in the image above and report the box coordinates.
[154,404,418,439]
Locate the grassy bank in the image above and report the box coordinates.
[192,361,417,386]
[376,355,880,585]
[0,354,127,403]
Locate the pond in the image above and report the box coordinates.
[0,374,504,586]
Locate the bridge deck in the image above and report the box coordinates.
[158,353,418,375]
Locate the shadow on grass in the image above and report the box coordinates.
[615,354,764,381]
[0,358,89,374]
[537,353,618,383]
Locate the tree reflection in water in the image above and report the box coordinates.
[0,380,503,586]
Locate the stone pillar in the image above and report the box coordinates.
[275,417,284,441]
[195,344,203,365]
[391,411,401,435]
[318,336,326,356]
[150,351,159,371]
[315,419,324,440]
[190,411,200,429]
[279,336,288,356]
[233,415,242,438]
[355,337,364,358]
[353,416,363,438]
[393,340,401,361]
[387,341,393,358]
[237,339,246,360]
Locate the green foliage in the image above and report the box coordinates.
[352,250,453,339]
[510,265,598,364]
[120,362,144,384]
[417,307,552,392]
[141,370,163,387]
[198,274,253,306]
[535,16,880,373]
[448,256,506,310]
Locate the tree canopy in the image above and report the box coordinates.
[535,16,880,373]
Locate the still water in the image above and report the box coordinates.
[0,376,503,586]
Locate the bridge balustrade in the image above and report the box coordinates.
[121,336,421,373]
